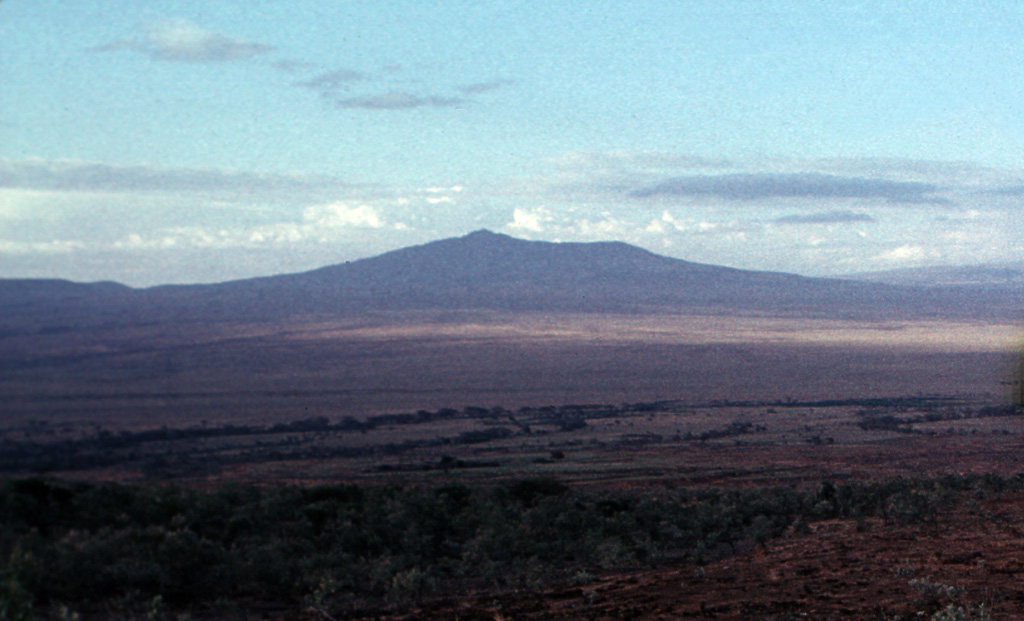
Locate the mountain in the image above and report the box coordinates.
[844,263,1024,288]
[0,279,135,335]
[193,229,851,316]
[2,230,1023,329]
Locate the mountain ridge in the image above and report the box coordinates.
[1,230,1022,326]
[844,262,1024,287]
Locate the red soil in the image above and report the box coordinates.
[376,495,1024,620]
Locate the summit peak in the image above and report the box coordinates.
[463,229,503,238]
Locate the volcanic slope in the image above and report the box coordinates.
[4,230,1021,329]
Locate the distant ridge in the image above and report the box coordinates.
[198,229,861,317]
[845,263,1024,287]
[2,230,1023,328]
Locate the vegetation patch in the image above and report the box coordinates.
[1,473,1021,619]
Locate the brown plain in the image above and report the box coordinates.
[2,311,1020,432]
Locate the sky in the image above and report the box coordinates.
[2,1,1023,286]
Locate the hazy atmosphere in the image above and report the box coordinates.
[2,1,1023,285]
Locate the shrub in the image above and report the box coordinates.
[0,474,1011,616]
[932,603,992,621]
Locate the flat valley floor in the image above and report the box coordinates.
[2,311,1020,431]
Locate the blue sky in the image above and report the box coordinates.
[2,1,1023,285]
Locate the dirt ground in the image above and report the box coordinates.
[377,494,1024,620]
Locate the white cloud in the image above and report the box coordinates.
[114,227,230,250]
[942,230,975,244]
[92,19,274,63]
[0,189,47,221]
[0,239,86,254]
[576,215,629,238]
[6,150,1024,283]
[108,202,388,252]
[646,210,691,233]
[875,244,928,264]
[507,207,553,233]
[303,203,383,230]
[419,186,461,204]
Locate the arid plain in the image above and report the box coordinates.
[3,232,1024,619]
[2,310,1019,434]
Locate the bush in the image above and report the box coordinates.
[932,603,992,621]
[0,474,1011,616]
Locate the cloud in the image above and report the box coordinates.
[241,201,388,245]
[0,239,87,255]
[0,158,355,198]
[553,151,732,173]
[812,157,986,181]
[547,152,1021,189]
[459,79,514,95]
[645,211,681,233]
[507,207,554,233]
[874,244,930,264]
[328,79,513,110]
[112,202,388,251]
[643,211,748,237]
[293,69,368,91]
[302,203,383,229]
[631,173,948,205]
[772,210,876,225]
[334,91,465,110]
[989,185,1024,197]
[575,215,632,238]
[91,19,274,63]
